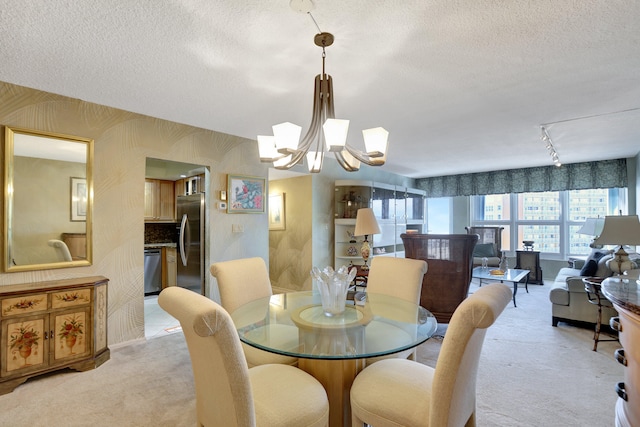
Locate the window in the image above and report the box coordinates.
[472,188,627,258]
[426,197,451,233]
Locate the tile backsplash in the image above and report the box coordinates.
[145,223,177,243]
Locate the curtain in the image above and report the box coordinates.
[415,159,627,197]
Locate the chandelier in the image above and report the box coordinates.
[257,31,389,173]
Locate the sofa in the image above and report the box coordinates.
[549,250,618,327]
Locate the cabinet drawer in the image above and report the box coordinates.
[51,289,91,309]
[1,294,48,318]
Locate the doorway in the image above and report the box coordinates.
[144,158,209,339]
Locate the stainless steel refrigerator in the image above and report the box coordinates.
[176,193,205,294]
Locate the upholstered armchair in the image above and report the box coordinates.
[466,226,504,267]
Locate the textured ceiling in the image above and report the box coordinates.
[1,0,639,178]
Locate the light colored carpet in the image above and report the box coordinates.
[0,281,622,426]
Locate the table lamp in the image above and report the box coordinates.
[576,217,605,248]
[592,215,640,275]
[354,208,381,270]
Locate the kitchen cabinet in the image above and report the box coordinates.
[144,179,175,221]
[175,173,206,197]
[0,276,109,394]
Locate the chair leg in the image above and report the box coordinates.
[593,304,602,351]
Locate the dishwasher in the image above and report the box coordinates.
[144,249,162,295]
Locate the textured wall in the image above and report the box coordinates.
[0,82,269,345]
[269,176,313,291]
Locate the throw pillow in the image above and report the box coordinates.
[473,243,496,258]
[577,249,610,277]
[579,259,598,276]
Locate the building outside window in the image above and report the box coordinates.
[471,188,627,259]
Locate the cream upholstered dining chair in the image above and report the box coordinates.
[210,257,298,367]
[47,239,73,262]
[364,256,428,363]
[366,256,428,303]
[350,283,511,427]
[158,286,329,427]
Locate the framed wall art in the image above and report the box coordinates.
[268,193,286,230]
[70,177,87,221]
[227,174,266,213]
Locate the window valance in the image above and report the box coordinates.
[415,159,628,197]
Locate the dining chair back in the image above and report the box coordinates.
[158,286,329,427]
[210,257,272,313]
[210,257,298,367]
[350,283,512,427]
[364,257,428,364]
[366,256,428,303]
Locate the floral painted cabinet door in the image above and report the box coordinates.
[52,308,91,363]
[2,315,48,375]
[50,289,91,363]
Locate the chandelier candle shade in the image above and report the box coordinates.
[592,215,640,275]
[257,31,389,173]
[354,208,381,270]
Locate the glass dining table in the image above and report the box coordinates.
[231,290,438,427]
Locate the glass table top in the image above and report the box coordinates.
[231,291,438,360]
[472,267,530,282]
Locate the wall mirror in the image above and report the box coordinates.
[4,126,93,272]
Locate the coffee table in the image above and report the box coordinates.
[472,267,530,307]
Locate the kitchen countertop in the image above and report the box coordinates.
[144,243,177,249]
[602,276,640,315]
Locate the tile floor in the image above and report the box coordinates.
[144,295,181,339]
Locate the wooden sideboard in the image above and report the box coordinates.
[0,276,109,394]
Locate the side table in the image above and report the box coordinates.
[516,250,543,285]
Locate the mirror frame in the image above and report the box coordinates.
[4,126,94,272]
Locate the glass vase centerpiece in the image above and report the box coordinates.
[311,265,357,317]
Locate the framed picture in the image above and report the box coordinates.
[70,177,87,221]
[269,193,286,230]
[227,174,266,213]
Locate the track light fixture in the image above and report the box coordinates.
[540,126,562,167]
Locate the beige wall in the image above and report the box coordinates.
[0,82,270,345]
[269,175,313,291]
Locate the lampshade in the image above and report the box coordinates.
[354,208,380,236]
[576,218,605,237]
[593,215,640,246]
